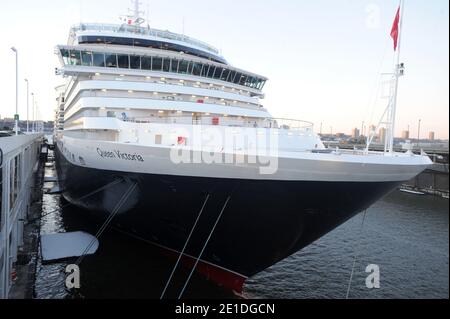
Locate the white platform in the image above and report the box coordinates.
[40,231,99,261]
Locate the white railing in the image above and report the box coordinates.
[72,23,219,55]
[122,115,314,131]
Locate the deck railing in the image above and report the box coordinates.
[123,115,314,131]
[72,23,219,55]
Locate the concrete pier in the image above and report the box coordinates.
[0,134,44,299]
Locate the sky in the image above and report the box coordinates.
[0,0,448,139]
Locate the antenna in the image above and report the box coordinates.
[365,0,405,154]
[122,0,146,26]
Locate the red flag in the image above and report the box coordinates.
[390,6,400,51]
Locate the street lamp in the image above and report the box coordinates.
[11,47,18,135]
[31,93,35,132]
[25,79,29,133]
[417,119,422,148]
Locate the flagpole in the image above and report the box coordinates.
[387,0,405,153]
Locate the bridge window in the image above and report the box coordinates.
[59,48,266,91]
[171,59,179,73]
[141,56,152,70]
[233,73,242,84]
[105,53,117,68]
[81,51,93,66]
[213,67,223,79]
[162,58,170,72]
[69,50,81,65]
[207,65,215,78]
[61,49,70,65]
[229,71,237,82]
[201,64,210,77]
[192,63,202,76]
[118,54,129,68]
[93,53,105,67]
[152,57,162,71]
[130,55,141,69]
[221,69,230,81]
[179,60,188,74]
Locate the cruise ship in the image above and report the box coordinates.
[54,3,431,294]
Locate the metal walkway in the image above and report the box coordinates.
[0,133,43,298]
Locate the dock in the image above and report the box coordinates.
[0,134,45,298]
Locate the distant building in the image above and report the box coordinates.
[335,133,346,138]
[429,131,435,141]
[368,125,377,136]
[401,130,410,139]
[351,128,360,139]
[379,128,387,144]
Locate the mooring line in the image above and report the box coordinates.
[177,195,231,299]
[345,209,368,299]
[160,193,211,299]
[30,179,122,223]
[76,181,138,265]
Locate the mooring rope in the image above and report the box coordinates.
[177,195,231,299]
[76,181,138,266]
[160,193,211,299]
[30,179,122,223]
[345,209,368,299]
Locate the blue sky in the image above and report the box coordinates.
[0,0,448,138]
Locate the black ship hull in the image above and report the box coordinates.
[55,146,399,292]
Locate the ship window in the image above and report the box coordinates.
[260,80,266,90]
[201,64,210,77]
[162,58,170,72]
[253,78,260,89]
[234,72,242,84]
[192,63,202,76]
[186,61,195,74]
[229,71,237,83]
[81,51,93,66]
[178,60,188,74]
[69,50,81,65]
[221,69,230,81]
[239,74,247,86]
[171,59,179,73]
[246,76,253,88]
[152,57,162,71]
[207,65,215,78]
[130,55,141,69]
[141,56,152,70]
[105,53,117,68]
[118,54,130,68]
[60,49,70,65]
[93,53,105,67]
[213,67,223,79]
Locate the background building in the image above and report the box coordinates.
[402,130,410,139]
[379,127,387,144]
[429,131,435,141]
[351,128,360,139]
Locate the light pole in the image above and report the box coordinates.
[417,119,421,148]
[25,79,29,133]
[11,47,18,135]
[31,93,35,132]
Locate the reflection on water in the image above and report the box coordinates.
[245,191,449,299]
[35,164,448,298]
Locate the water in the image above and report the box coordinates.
[35,164,449,299]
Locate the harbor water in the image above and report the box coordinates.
[35,162,449,299]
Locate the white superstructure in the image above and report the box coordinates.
[54,3,430,182]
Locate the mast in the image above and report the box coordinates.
[386,0,405,153]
